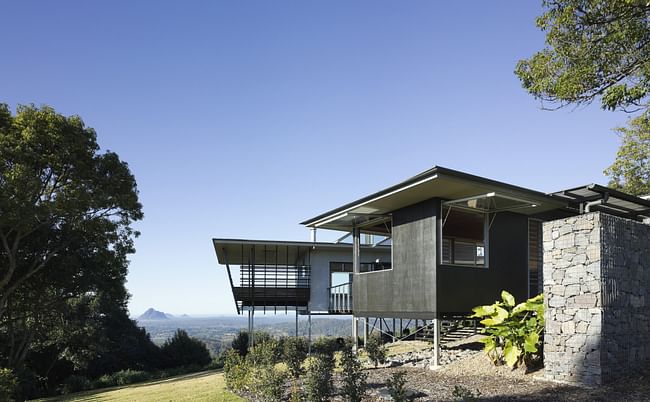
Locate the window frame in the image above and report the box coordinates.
[439,206,490,269]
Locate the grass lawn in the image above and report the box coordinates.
[35,370,243,402]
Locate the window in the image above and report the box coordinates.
[441,207,487,267]
[329,261,391,274]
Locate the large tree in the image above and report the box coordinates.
[0,104,143,322]
[515,0,650,195]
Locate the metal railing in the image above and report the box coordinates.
[239,265,310,288]
[328,282,352,313]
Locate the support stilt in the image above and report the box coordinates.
[308,312,312,354]
[295,309,299,337]
[392,318,396,342]
[363,317,369,347]
[251,309,255,349]
[432,317,440,369]
[352,315,358,352]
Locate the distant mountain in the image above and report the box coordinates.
[139,308,172,320]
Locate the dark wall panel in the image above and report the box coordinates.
[353,199,438,318]
[436,211,529,313]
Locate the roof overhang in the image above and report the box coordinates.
[213,238,389,266]
[301,166,567,232]
[552,184,650,221]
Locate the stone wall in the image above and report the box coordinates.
[543,212,650,385]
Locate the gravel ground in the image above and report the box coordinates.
[356,342,650,401]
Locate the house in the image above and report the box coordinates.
[213,166,650,382]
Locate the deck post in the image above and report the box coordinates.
[352,316,358,352]
[363,317,369,347]
[432,317,440,369]
[251,309,255,349]
[295,308,299,337]
[247,309,251,347]
[308,311,312,354]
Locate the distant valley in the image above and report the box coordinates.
[136,313,353,355]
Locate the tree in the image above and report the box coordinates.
[515,1,650,112]
[160,329,211,368]
[0,103,142,323]
[515,1,650,193]
[604,113,650,195]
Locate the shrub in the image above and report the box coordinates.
[452,384,481,401]
[247,338,280,366]
[312,336,341,357]
[223,349,250,392]
[250,365,286,402]
[365,333,387,368]
[470,291,544,368]
[304,353,334,402]
[231,331,250,357]
[161,329,212,368]
[340,345,367,402]
[0,368,17,402]
[386,370,408,402]
[283,337,308,378]
[61,375,92,394]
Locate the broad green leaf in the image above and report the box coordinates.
[470,304,495,318]
[503,341,521,367]
[524,333,539,353]
[501,290,515,307]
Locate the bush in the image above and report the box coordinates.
[94,369,152,388]
[0,368,17,402]
[386,370,408,402]
[61,375,92,394]
[223,349,250,392]
[247,338,280,366]
[340,345,367,402]
[250,365,286,402]
[452,384,481,401]
[283,337,308,378]
[231,331,249,357]
[470,291,544,368]
[312,337,342,357]
[161,329,211,369]
[304,353,334,402]
[365,333,387,368]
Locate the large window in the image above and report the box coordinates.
[329,261,391,275]
[441,207,487,267]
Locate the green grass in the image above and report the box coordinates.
[35,370,243,402]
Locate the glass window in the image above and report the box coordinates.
[441,207,487,267]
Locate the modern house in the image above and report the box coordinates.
[214,166,650,381]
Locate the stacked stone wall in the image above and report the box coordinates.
[543,212,650,385]
[543,213,602,385]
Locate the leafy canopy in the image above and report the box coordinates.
[515,0,650,112]
[604,113,650,195]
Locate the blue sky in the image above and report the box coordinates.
[1,1,627,315]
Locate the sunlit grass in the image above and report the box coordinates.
[35,370,243,402]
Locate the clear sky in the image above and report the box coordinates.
[1,1,627,315]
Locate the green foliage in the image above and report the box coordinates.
[231,331,249,357]
[312,336,342,357]
[452,384,481,401]
[61,375,92,394]
[94,369,152,389]
[471,291,544,368]
[340,346,367,402]
[304,353,334,402]
[223,350,250,393]
[160,329,212,369]
[0,368,17,402]
[365,333,387,368]
[246,338,281,367]
[605,112,650,196]
[283,337,308,378]
[386,370,408,402]
[515,1,650,112]
[249,365,286,402]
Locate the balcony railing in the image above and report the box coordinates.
[329,282,352,314]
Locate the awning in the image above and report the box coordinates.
[552,184,650,221]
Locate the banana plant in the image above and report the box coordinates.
[470,291,544,368]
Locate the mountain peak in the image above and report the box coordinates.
[139,308,172,320]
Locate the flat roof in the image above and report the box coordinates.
[301,166,567,232]
[213,238,389,265]
[552,184,650,220]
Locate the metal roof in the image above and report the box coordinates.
[301,166,567,232]
[213,238,388,265]
[552,184,650,221]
